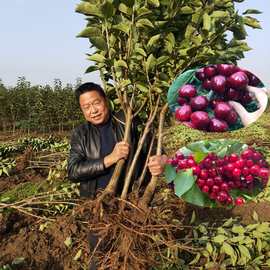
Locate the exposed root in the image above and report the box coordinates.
[74,190,191,270]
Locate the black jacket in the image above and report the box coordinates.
[67,111,141,198]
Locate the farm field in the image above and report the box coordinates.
[0,110,270,269]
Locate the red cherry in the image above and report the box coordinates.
[252,152,262,161]
[175,153,184,160]
[210,192,217,200]
[178,84,197,98]
[208,168,217,177]
[202,79,212,90]
[228,181,235,188]
[242,167,249,176]
[246,159,254,167]
[212,185,220,193]
[200,169,208,180]
[235,181,241,188]
[214,176,223,186]
[232,168,241,177]
[226,88,240,101]
[196,69,205,81]
[235,197,245,205]
[202,185,210,193]
[226,163,234,171]
[177,159,187,169]
[177,97,188,105]
[197,178,206,187]
[259,168,269,179]
[235,159,245,169]
[245,175,254,183]
[227,196,233,204]
[229,154,239,163]
[221,183,229,191]
[204,66,217,78]
[241,149,253,159]
[250,165,260,176]
[187,159,196,167]
[218,191,228,202]
[175,105,192,122]
[192,166,201,176]
[206,178,214,187]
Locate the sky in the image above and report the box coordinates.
[0,0,269,88]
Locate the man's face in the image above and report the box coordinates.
[79,90,109,125]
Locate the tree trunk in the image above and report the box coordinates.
[103,107,133,195]
[121,99,160,200]
[139,103,168,209]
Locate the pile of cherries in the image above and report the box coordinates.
[167,147,269,206]
[175,64,262,132]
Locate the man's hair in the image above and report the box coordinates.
[75,82,106,103]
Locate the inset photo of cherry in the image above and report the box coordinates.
[164,139,269,208]
[167,64,269,132]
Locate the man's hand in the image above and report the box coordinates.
[148,154,168,176]
[104,141,130,168]
[228,86,269,127]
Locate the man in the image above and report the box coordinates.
[68,82,166,198]
[67,82,167,270]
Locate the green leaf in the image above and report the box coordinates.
[12,257,25,265]
[243,16,262,29]
[185,24,196,38]
[0,196,10,203]
[115,60,128,69]
[73,249,82,261]
[238,245,251,260]
[164,164,176,183]
[243,9,262,15]
[223,217,234,227]
[187,141,209,153]
[211,11,229,19]
[182,180,211,207]
[180,6,194,14]
[119,3,132,15]
[193,151,208,163]
[232,225,245,235]
[135,47,147,57]
[147,0,160,7]
[101,2,114,18]
[85,66,99,74]
[89,36,107,50]
[136,18,154,28]
[3,167,9,176]
[206,242,213,254]
[147,34,161,47]
[167,68,197,112]
[189,253,200,265]
[76,3,103,17]
[156,56,170,66]
[77,27,101,38]
[88,53,106,63]
[203,13,211,31]
[136,83,148,93]
[213,234,227,244]
[145,54,156,73]
[113,22,130,34]
[221,242,237,265]
[190,210,196,224]
[64,237,72,248]
[174,169,195,197]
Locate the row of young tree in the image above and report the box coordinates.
[0,77,84,133]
